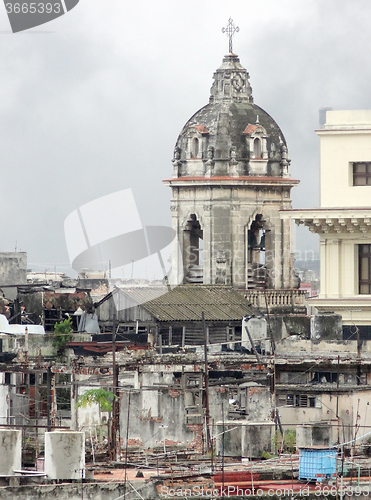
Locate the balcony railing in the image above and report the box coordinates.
[243,289,307,313]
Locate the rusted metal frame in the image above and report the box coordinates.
[202,313,211,452]
[244,325,261,363]
[47,366,52,432]
[110,309,119,461]
[123,389,131,500]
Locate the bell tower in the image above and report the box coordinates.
[164,24,299,290]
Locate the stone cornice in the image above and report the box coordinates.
[164,175,299,188]
[281,208,371,234]
[316,128,371,135]
[308,297,371,311]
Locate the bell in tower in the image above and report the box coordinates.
[164,20,299,290]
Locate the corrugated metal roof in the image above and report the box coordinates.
[115,285,257,321]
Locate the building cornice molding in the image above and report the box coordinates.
[164,175,299,188]
[281,208,371,234]
[316,128,371,135]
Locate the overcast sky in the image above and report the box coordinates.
[1,0,370,275]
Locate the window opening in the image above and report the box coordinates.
[253,138,261,158]
[359,244,371,294]
[353,162,371,186]
[286,394,317,408]
[193,138,199,158]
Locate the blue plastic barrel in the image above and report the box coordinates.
[299,448,337,482]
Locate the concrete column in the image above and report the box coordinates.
[328,239,340,298]
[169,197,183,286]
[319,234,328,299]
[319,238,327,298]
[341,241,356,297]
[231,210,245,288]
[282,218,291,288]
[182,230,191,282]
[264,223,274,289]
[273,218,283,289]
[212,206,232,285]
[202,208,212,285]
[168,326,172,346]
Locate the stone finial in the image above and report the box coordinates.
[172,147,182,177]
[173,146,181,161]
[207,145,214,160]
[280,144,291,177]
[209,54,253,103]
[205,145,214,177]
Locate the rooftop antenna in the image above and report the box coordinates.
[222,17,239,54]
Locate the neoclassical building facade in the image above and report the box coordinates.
[282,110,371,327]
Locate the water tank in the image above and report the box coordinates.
[0,429,21,474]
[44,431,85,480]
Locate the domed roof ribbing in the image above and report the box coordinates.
[172,54,290,178]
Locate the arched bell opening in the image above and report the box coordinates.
[183,214,204,283]
[246,214,271,289]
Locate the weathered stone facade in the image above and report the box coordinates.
[164,54,299,289]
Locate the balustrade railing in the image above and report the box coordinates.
[243,289,307,313]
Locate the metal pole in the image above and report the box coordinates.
[110,309,118,461]
[210,418,214,473]
[35,371,39,460]
[244,325,261,363]
[336,355,340,444]
[123,390,131,500]
[25,327,29,362]
[47,366,52,432]
[202,312,211,452]
[221,399,225,498]
[264,291,275,354]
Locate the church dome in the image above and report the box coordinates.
[172,54,290,179]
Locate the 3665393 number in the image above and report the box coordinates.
[5,3,61,14]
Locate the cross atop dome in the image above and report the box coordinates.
[222,18,239,54]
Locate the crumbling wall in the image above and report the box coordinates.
[276,338,358,354]
[0,482,157,500]
[269,314,310,341]
[18,291,43,325]
[246,386,271,421]
[209,386,229,423]
[216,422,274,458]
[0,252,27,301]
[120,388,196,452]
[310,313,343,343]
[296,423,331,448]
[0,377,9,425]
[118,375,230,453]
